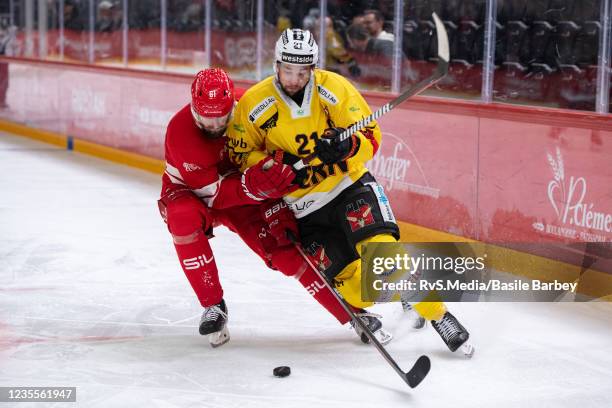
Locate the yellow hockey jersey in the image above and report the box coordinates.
[227,69,382,218]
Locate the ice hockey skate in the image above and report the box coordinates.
[199,299,229,348]
[350,310,393,345]
[431,311,474,358]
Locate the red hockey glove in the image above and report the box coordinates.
[271,150,308,186]
[241,157,298,201]
[260,200,298,248]
[314,127,360,165]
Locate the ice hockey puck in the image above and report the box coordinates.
[273,366,291,377]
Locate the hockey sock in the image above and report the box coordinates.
[173,229,223,307]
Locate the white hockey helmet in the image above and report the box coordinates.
[274,28,319,68]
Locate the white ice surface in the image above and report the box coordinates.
[1,132,611,408]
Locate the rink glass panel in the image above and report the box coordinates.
[4,0,611,113]
[400,0,486,100]
[322,0,393,91]
[209,0,258,81]
[492,0,603,112]
[165,0,207,74]
[126,0,162,70]
[262,0,286,80]
[93,0,125,66]
[8,0,80,61]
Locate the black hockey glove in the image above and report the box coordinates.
[314,127,360,165]
[272,150,308,187]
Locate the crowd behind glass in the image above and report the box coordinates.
[0,0,610,113]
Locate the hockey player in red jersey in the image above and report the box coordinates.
[158,68,350,347]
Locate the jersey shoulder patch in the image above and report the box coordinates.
[248,96,276,123]
[317,84,338,105]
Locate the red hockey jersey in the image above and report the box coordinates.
[161,104,257,209]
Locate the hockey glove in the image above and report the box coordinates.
[260,200,298,248]
[241,157,298,201]
[314,127,361,165]
[271,150,308,187]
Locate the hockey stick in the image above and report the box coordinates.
[293,12,449,171]
[287,231,431,389]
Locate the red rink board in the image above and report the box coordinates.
[1,58,610,245]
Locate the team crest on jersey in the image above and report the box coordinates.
[346,199,375,232]
[248,97,276,123]
[306,242,332,272]
[183,162,202,172]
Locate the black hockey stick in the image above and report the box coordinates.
[293,12,449,171]
[287,231,431,389]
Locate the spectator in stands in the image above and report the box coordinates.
[45,0,61,29]
[326,0,368,27]
[302,8,320,31]
[128,0,160,30]
[376,0,395,20]
[287,0,319,29]
[96,0,122,33]
[346,22,394,59]
[363,9,394,41]
[64,0,85,31]
[210,0,254,32]
[172,1,204,32]
[352,13,366,27]
[275,8,292,33]
[314,16,361,77]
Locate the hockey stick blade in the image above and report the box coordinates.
[293,12,449,171]
[406,355,431,388]
[286,231,431,389]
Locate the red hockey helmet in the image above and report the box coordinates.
[190,68,235,137]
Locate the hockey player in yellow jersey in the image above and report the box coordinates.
[228,28,473,356]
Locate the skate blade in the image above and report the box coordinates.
[460,342,475,358]
[361,328,393,345]
[209,326,230,348]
